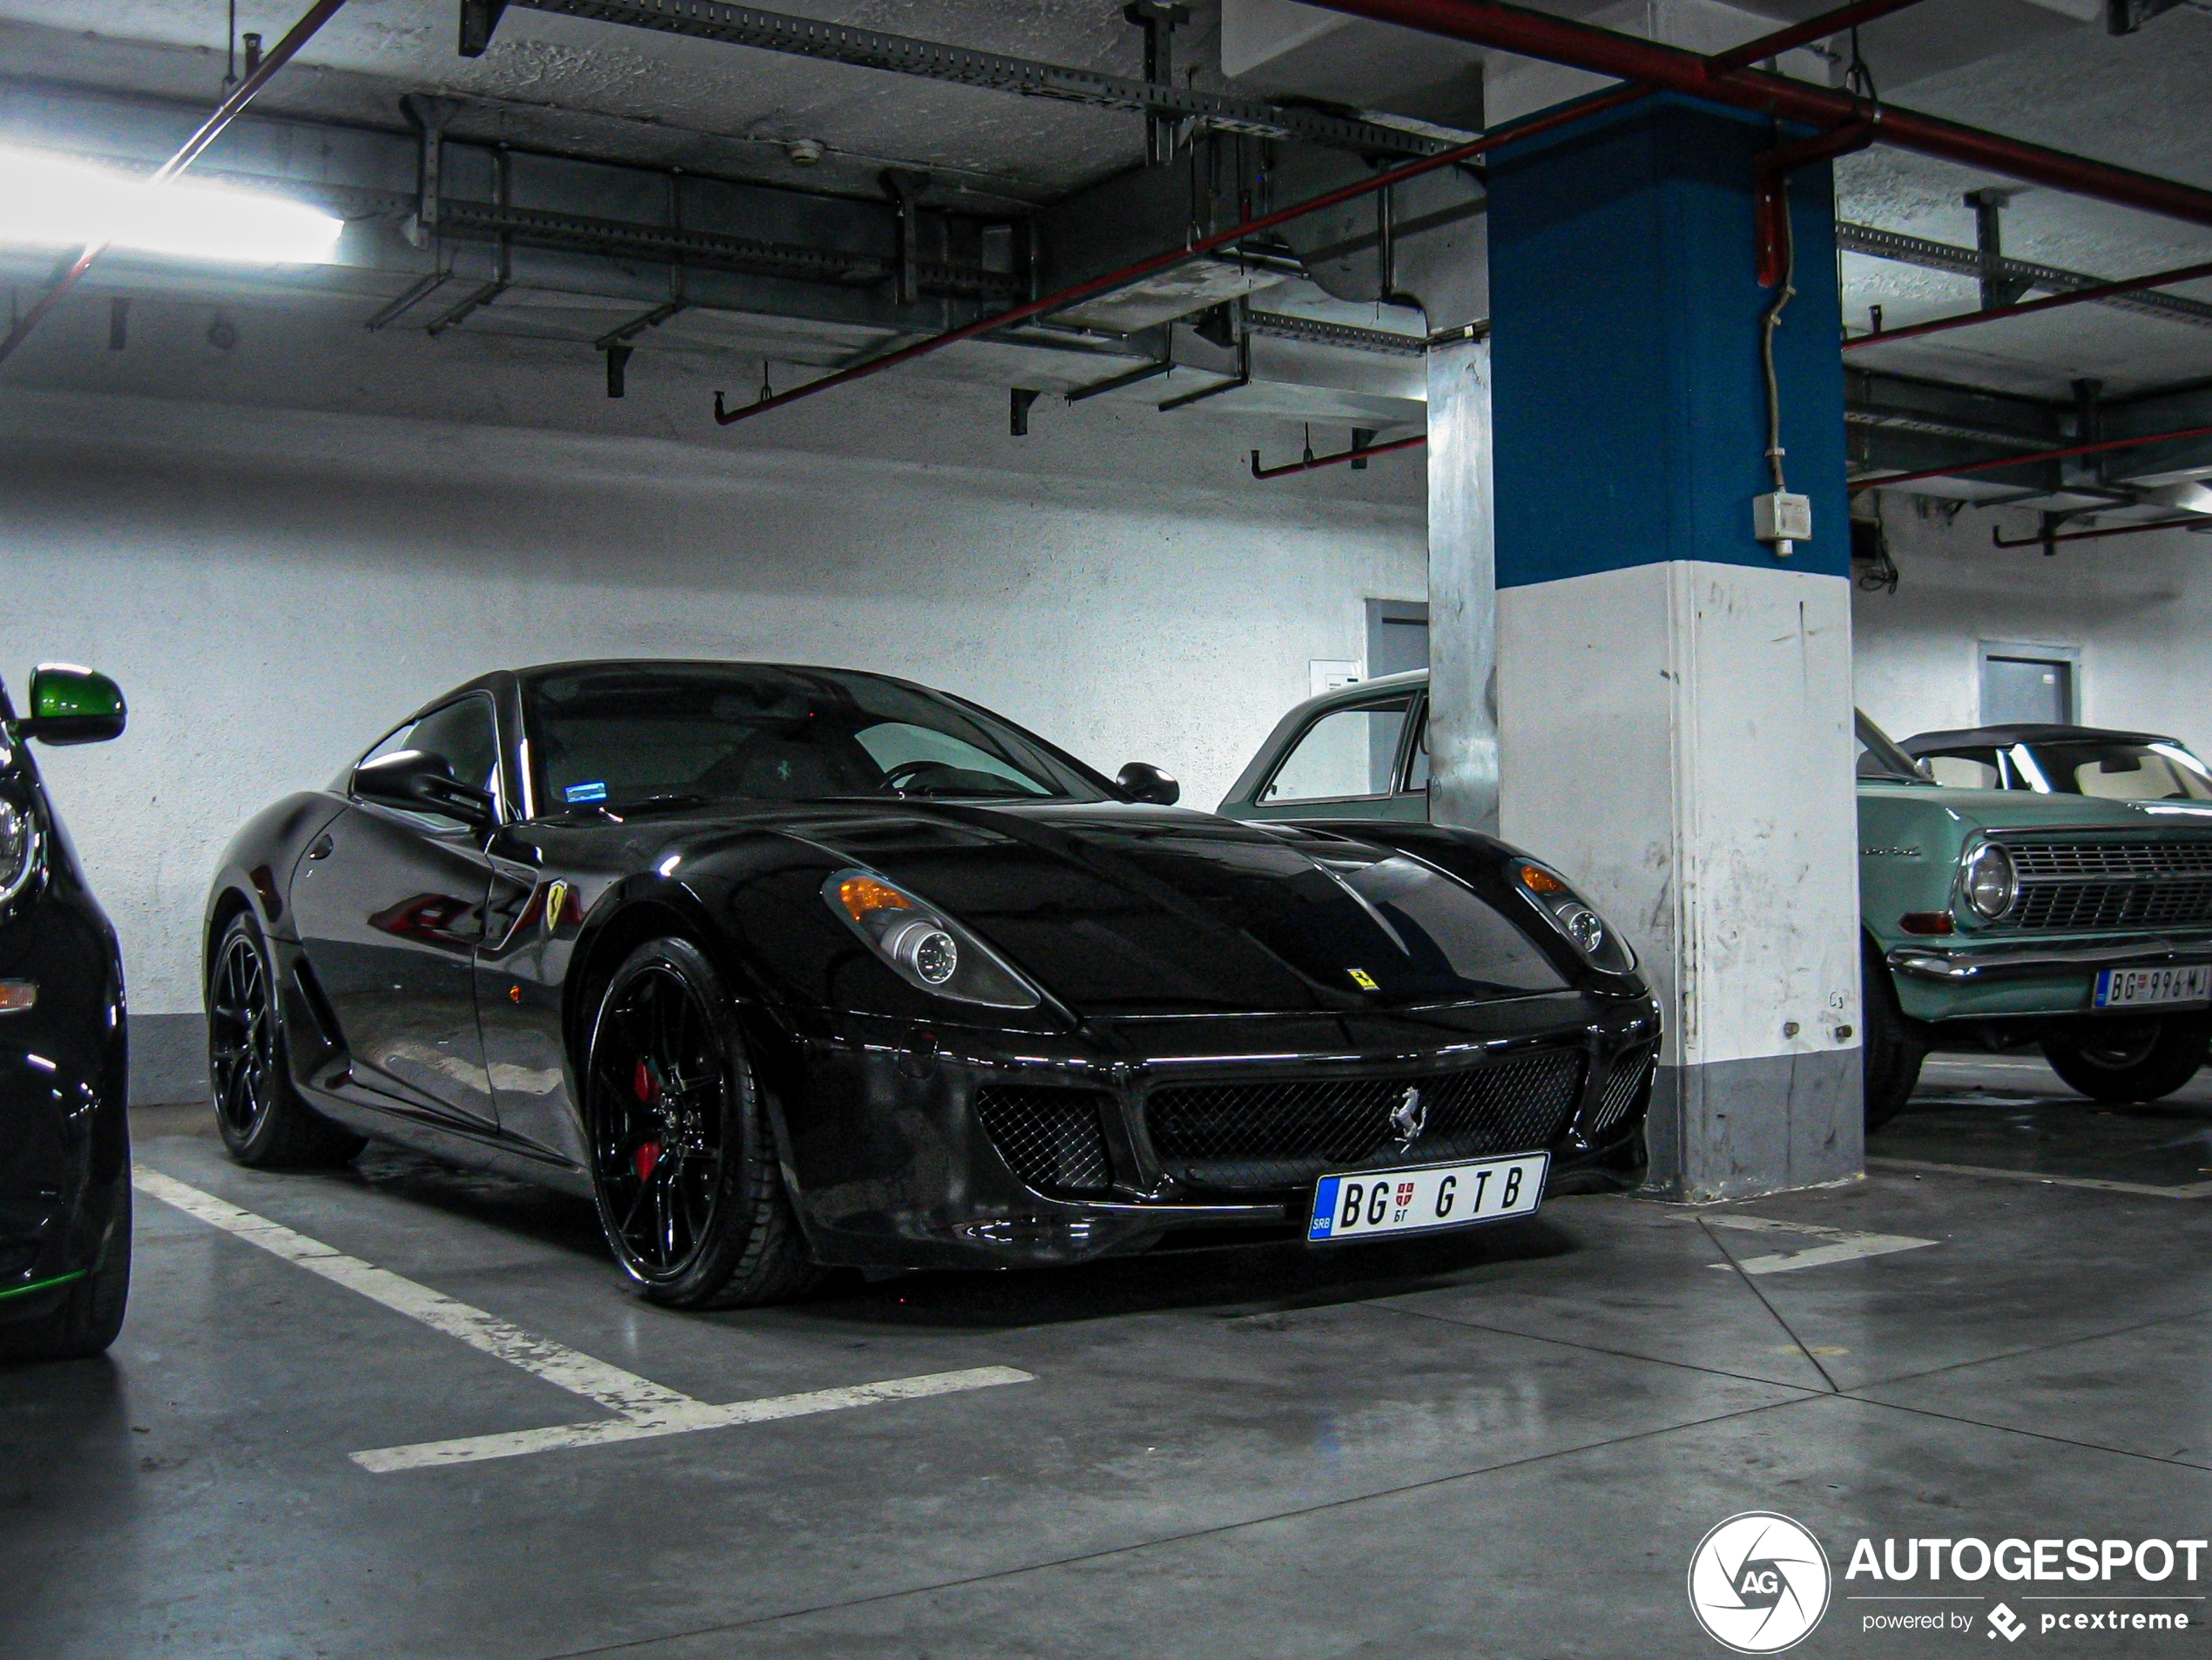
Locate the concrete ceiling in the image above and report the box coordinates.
[2,0,2209,490]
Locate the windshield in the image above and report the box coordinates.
[1855,712,1929,783]
[2020,739,2212,802]
[524,664,1109,810]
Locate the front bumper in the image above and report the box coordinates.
[1887,933,2212,1024]
[0,895,128,1322]
[765,993,1659,1272]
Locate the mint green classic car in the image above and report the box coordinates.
[1220,674,2212,1126]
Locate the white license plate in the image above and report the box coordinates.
[1307,1153,1548,1244]
[2093,965,2212,1009]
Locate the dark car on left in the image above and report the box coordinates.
[0,665,131,1362]
[206,659,1659,1311]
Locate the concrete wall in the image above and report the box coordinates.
[0,303,1425,1098]
[1852,495,2212,755]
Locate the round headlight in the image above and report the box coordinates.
[1563,906,1606,955]
[0,800,36,905]
[888,919,960,986]
[1964,842,2017,920]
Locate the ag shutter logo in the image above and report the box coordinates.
[1689,1512,1832,1653]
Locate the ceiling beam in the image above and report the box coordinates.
[468,0,1454,158]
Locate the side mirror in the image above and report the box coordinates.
[354,749,495,828]
[1116,761,1180,806]
[17,664,125,746]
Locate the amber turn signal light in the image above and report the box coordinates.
[1518,865,1569,894]
[838,875,914,921]
[1898,912,1955,935]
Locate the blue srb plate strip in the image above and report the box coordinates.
[1309,1177,1340,1240]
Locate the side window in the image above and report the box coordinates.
[354,693,502,824]
[1922,750,2000,789]
[1403,703,1430,793]
[1260,697,1413,803]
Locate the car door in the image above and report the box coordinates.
[288,693,502,1127]
[1242,691,1427,822]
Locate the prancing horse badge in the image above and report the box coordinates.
[1389,1085,1426,1145]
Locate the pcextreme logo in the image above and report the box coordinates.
[1689,1512,1833,1653]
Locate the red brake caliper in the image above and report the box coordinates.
[632,1058,663,1181]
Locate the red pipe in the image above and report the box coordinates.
[1302,0,2212,230]
[0,0,351,368]
[1251,433,1428,478]
[714,84,1646,425]
[1708,0,1933,73]
[1844,255,2212,350]
[1992,516,2211,550]
[1851,421,2212,490]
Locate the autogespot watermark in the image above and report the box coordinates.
[1689,1515,2208,1648]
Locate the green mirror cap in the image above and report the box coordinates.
[22,664,126,746]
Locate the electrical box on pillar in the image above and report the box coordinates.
[1754,490,1813,556]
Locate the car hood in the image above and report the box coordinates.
[765,800,1576,1017]
[1858,781,2212,833]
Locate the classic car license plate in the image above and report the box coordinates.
[2093,965,2212,1009]
[1307,1153,1548,1244]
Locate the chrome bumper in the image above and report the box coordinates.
[1889,935,2212,983]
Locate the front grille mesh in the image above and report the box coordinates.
[2004,840,2212,931]
[974,1087,1114,1197]
[1585,1046,1654,1139]
[1144,1049,1585,1191]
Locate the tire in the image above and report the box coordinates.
[584,937,819,1309]
[1862,936,1926,1133]
[0,1163,131,1363]
[2041,1013,2212,1104]
[207,911,366,1169]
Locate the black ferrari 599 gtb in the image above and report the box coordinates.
[206,660,1657,1307]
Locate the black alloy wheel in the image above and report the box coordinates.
[585,937,818,1308]
[207,913,364,1168]
[2041,1012,2212,1104]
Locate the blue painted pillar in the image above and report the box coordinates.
[1487,94,1861,1200]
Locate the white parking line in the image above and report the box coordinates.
[132,1165,1035,1473]
[1697,1212,1941,1276]
[1868,1155,2212,1199]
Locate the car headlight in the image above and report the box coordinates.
[1512,860,1637,975]
[823,869,1042,1009]
[1962,841,2017,920]
[0,797,41,908]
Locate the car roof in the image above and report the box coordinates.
[1900,723,2182,752]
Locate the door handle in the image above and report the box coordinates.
[305,833,335,860]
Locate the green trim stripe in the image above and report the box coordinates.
[0,1268,85,1301]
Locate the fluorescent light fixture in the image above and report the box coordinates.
[0,146,342,265]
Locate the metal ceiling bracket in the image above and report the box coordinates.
[1966,188,2034,309]
[1157,332,1249,413]
[424,279,510,336]
[1123,1,1190,165]
[401,94,468,245]
[881,170,931,307]
[460,0,512,56]
[1009,387,1042,435]
[604,341,633,396]
[1755,123,1871,288]
[364,272,453,331]
[1063,358,1172,402]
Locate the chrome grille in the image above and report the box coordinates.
[1143,1049,1585,1191]
[2003,840,2212,931]
[973,1087,1113,1197]
[1585,1047,1654,1139]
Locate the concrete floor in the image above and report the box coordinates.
[4,1059,2210,1659]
